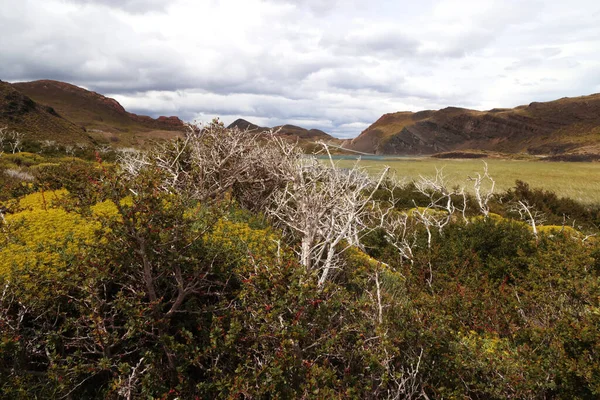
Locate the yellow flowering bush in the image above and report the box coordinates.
[537,224,583,238]
[0,191,100,287]
[89,196,135,221]
[204,219,279,261]
[90,199,120,219]
[15,189,68,211]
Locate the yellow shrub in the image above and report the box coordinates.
[16,189,69,211]
[537,225,581,237]
[204,219,278,260]
[1,152,46,167]
[90,196,135,221]
[0,207,100,282]
[345,246,381,270]
[91,199,121,220]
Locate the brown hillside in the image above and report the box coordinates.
[228,118,267,132]
[12,80,186,146]
[349,94,600,156]
[0,80,95,145]
[273,124,334,141]
[227,119,334,141]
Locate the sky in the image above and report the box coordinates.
[1,0,600,138]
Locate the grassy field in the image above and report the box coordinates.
[335,158,600,204]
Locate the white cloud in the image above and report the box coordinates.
[1,0,599,138]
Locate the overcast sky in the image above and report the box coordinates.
[1,0,600,138]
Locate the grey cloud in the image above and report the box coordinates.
[264,0,342,14]
[64,0,170,13]
[2,0,600,139]
[320,29,419,57]
[506,55,580,72]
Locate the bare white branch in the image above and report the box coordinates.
[510,200,545,240]
[468,161,496,218]
[268,143,389,286]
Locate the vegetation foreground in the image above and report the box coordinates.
[1,122,600,399]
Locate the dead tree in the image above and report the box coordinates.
[412,168,467,246]
[96,144,112,154]
[385,348,427,400]
[468,161,495,218]
[0,126,7,156]
[117,148,149,178]
[8,131,24,154]
[268,144,389,286]
[511,200,545,240]
[381,210,418,266]
[119,121,301,211]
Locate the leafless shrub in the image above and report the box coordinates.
[8,131,24,154]
[4,168,34,181]
[268,144,389,286]
[41,139,57,151]
[385,348,428,400]
[117,148,150,177]
[0,126,7,156]
[381,210,418,266]
[95,144,112,154]
[381,165,498,287]
[0,128,25,154]
[120,121,301,211]
[510,200,545,240]
[413,168,467,246]
[468,161,495,218]
[125,122,391,286]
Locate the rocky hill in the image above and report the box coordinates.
[226,119,341,153]
[11,80,186,146]
[0,80,95,145]
[346,93,600,156]
[227,119,334,141]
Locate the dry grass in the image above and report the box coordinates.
[336,158,600,204]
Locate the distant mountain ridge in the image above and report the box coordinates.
[4,78,600,157]
[345,93,600,156]
[227,118,335,142]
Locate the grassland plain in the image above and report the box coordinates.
[335,157,600,204]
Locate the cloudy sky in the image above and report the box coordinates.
[1,0,599,138]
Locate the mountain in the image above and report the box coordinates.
[273,124,334,141]
[0,80,95,145]
[228,118,266,132]
[227,119,335,141]
[11,80,186,146]
[346,93,600,156]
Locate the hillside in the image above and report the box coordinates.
[227,118,334,141]
[11,80,186,146]
[346,93,600,156]
[0,80,95,145]
[227,118,341,153]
